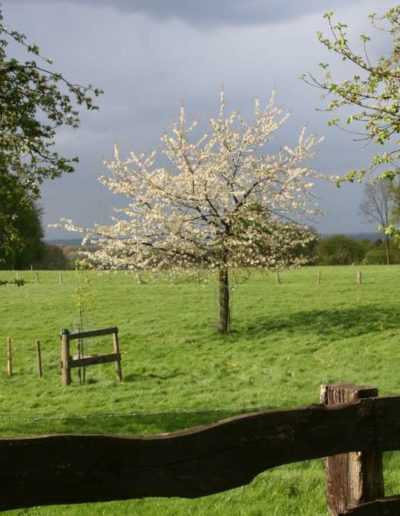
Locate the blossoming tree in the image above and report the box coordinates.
[65,93,321,333]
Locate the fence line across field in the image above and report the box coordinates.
[0,268,372,286]
[5,337,45,379]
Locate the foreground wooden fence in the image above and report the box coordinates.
[1,383,400,514]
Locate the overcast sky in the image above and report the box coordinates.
[3,0,398,238]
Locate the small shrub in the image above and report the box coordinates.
[315,235,371,265]
[363,247,400,265]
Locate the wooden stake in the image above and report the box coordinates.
[357,271,362,285]
[77,335,84,385]
[35,340,43,378]
[275,271,280,285]
[6,337,12,378]
[35,272,40,284]
[321,384,384,515]
[59,272,63,285]
[317,270,321,285]
[112,330,123,383]
[60,329,71,386]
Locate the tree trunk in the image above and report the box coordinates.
[218,268,230,334]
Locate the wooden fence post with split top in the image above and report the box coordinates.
[321,383,384,515]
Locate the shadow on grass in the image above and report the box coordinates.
[241,305,400,340]
[123,371,184,383]
[0,409,244,437]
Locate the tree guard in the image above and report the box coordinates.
[60,327,122,386]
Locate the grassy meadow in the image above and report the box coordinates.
[1,265,400,515]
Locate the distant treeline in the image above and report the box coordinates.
[311,234,400,266]
[0,243,80,271]
[0,233,397,270]
[281,233,399,266]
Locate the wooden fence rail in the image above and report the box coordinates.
[1,384,400,513]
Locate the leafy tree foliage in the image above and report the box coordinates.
[0,173,43,269]
[388,179,400,222]
[64,92,321,333]
[303,7,400,183]
[0,8,101,194]
[0,7,101,263]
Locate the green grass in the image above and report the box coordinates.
[1,266,400,515]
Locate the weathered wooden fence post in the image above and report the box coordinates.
[35,340,43,378]
[275,271,280,285]
[320,383,384,515]
[112,329,123,383]
[60,329,71,386]
[356,271,362,285]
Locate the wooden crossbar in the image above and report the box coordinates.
[69,353,121,368]
[68,327,118,340]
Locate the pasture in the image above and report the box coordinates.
[0,266,400,515]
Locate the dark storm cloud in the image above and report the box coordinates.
[12,0,364,27]
[5,0,396,237]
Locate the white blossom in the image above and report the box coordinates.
[62,92,323,274]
